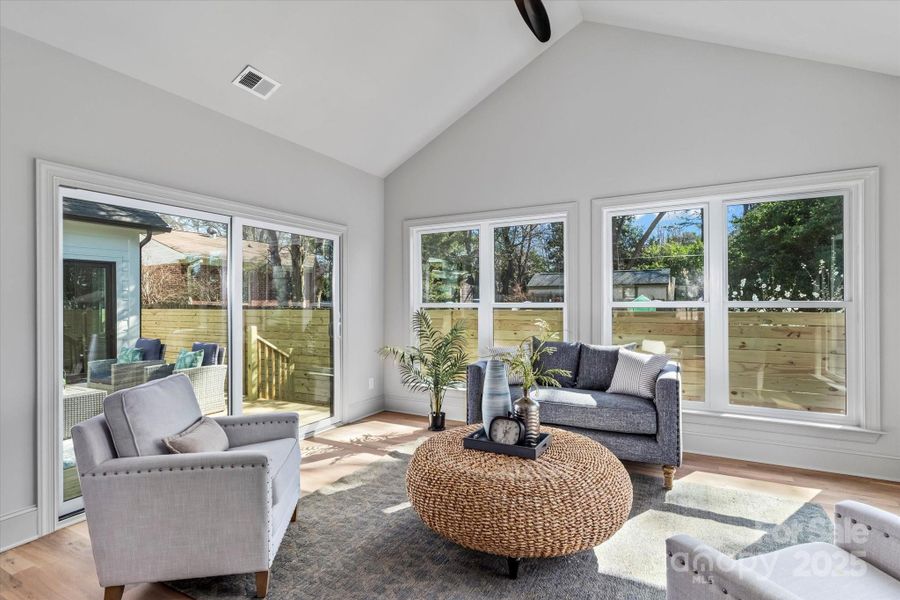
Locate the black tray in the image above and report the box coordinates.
[463,428,551,459]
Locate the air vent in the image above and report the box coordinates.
[232,65,281,99]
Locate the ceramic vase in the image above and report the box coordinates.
[514,395,541,447]
[482,359,512,439]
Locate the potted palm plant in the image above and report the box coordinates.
[379,309,469,431]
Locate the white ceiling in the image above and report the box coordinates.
[2,1,898,177]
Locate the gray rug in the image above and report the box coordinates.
[168,450,832,600]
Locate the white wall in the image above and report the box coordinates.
[0,29,385,549]
[384,23,900,479]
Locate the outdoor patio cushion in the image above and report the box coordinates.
[103,374,202,458]
[192,342,220,366]
[117,347,144,363]
[135,337,164,361]
[528,386,658,435]
[575,345,620,391]
[228,437,300,506]
[739,542,900,600]
[532,339,581,387]
[175,349,204,370]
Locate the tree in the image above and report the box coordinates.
[727,196,843,301]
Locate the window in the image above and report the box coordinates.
[596,169,879,428]
[412,214,568,361]
[609,209,706,401]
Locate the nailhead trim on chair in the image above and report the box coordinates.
[82,464,265,476]
[219,419,296,427]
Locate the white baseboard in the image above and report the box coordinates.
[385,392,467,422]
[0,506,39,552]
[344,394,385,423]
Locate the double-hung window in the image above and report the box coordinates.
[596,169,879,429]
[412,213,569,360]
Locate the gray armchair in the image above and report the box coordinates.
[666,501,900,599]
[72,375,300,599]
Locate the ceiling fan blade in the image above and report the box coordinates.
[515,0,552,43]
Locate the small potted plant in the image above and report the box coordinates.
[379,309,469,431]
[492,320,571,445]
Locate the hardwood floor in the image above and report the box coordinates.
[1,411,897,600]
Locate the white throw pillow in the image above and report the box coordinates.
[163,416,229,454]
[607,348,669,399]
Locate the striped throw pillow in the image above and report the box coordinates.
[487,346,526,385]
[607,348,669,399]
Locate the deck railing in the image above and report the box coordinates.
[245,325,293,401]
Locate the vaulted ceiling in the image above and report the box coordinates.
[2,1,897,177]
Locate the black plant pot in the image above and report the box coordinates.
[428,412,446,431]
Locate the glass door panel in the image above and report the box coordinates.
[61,192,229,516]
[241,224,337,428]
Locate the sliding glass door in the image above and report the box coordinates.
[238,220,340,431]
[59,192,342,518]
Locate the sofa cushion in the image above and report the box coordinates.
[135,337,163,361]
[103,374,202,457]
[608,348,669,399]
[228,438,300,506]
[163,416,229,454]
[531,386,657,435]
[576,345,621,391]
[532,339,581,387]
[739,542,900,600]
[192,342,220,366]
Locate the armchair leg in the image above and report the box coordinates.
[255,570,269,598]
[662,465,676,490]
[104,586,125,600]
[291,502,298,523]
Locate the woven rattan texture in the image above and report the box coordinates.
[406,425,633,559]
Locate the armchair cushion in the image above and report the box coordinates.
[116,347,144,363]
[103,374,202,457]
[739,542,900,600]
[228,438,300,506]
[532,339,581,387]
[175,349,205,370]
[135,337,164,361]
[163,416,229,454]
[192,342,221,366]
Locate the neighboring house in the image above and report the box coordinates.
[613,269,674,301]
[62,198,171,378]
[526,272,564,302]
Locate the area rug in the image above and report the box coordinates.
[167,449,832,600]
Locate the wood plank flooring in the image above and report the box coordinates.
[1,411,897,600]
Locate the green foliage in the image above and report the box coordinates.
[728,197,843,301]
[420,229,479,303]
[378,310,469,414]
[494,222,564,301]
[491,320,571,399]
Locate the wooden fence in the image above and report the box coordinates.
[141,308,333,406]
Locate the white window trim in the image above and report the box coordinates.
[36,159,348,537]
[405,202,578,359]
[591,168,880,434]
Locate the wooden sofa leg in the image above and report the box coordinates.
[104,586,125,600]
[291,502,298,523]
[255,570,270,598]
[662,465,676,490]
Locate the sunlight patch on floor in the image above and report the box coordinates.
[594,509,766,589]
[382,501,411,514]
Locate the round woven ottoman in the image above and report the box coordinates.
[406,424,633,578]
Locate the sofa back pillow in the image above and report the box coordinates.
[575,345,621,391]
[103,374,202,457]
[607,348,669,399]
[532,338,581,388]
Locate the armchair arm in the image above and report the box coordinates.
[79,452,271,586]
[214,412,299,447]
[466,361,487,424]
[835,500,900,579]
[666,535,803,600]
[653,362,682,466]
[87,358,116,381]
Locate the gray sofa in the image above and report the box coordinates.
[467,341,682,488]
[666,500,900,599]
[72,374,300,599]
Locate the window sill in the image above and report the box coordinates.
[683,409,884,444]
